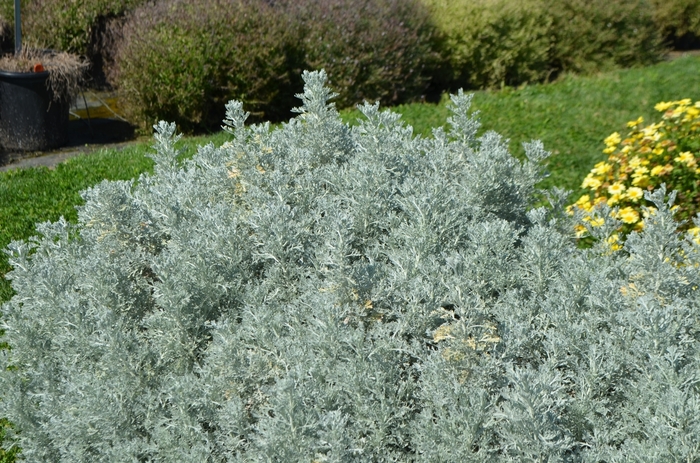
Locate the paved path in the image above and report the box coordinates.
[0,89,148,172]
[0,137,147,172]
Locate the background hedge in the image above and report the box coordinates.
[0,0,148,85]
[276,0,438,109]
[420,0,553,90]
[1,0,698,133]
[421,0,667,90]
[545,0,666,75]
[0,15,9,51]
[111,0,438,133]
[650,0,700,49]
[110,0,299,133]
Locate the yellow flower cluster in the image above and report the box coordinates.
[569,99,700,242]
[689,227,700,245]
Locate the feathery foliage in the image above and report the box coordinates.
[2,71,700,461]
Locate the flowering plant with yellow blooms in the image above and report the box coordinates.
[570,99,700,244]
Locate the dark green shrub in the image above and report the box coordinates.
[546,0,668,75]
[650,0,700,48]
[111,0,300,134]
[277,0,439,108]
[420,0,553,89]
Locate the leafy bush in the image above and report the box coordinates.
[546,0,667,75]
[421,0,667,90]
[111,0,299,134]
[113,0,437,133]
[0,0,146,60]
[0,15,10,51]
[277,0,438,108]
[650,0,700,48]
[420,0,553,89]
[571,99,700,241]
[3,71,700,461]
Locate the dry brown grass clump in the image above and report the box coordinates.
[0,47,89,102]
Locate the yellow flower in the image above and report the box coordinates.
[603,146,616,154]
[632,166,648,177]
[618,207,640,224]
[607,194,621,206]
[642,206,657,218]
[606,234,622,251]
[576,194,591,206]
[607,183,625,195]
[652,147,664,156]
[581,175,602,190]
[621,145,632,154]
[575,224,587,238]
[672,107,686,118]
[655,101,673,112]
[627,116,644,127]
[592,162,612,175]
[687,107,699,118]
[582,202,594,212]
[574,195,594,212]
[624,186,644,202]
[604,132,621,147]
[649,164,673,177]
[675,151,697,167]
[631,175,648,187]
[629,156,642,169]
[583,215,605,227]
[688,227,700,245]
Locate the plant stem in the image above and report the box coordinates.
[14,0,21,55]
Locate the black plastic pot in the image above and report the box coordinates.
[0,68,69,152]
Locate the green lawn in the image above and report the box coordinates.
[341,55,700,194]
[2,55,700,304]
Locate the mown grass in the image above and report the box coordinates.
[1,55,699,305]
[342,54,700,194]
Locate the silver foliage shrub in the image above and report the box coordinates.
[2,70,700,461]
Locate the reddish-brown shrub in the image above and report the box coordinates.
[113,0,438,134]
[277,0,439,108]
[112,0,300,134]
